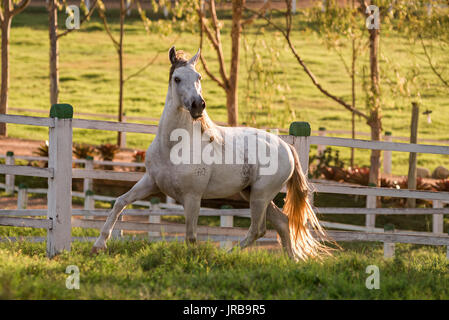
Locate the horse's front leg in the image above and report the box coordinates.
[92,174,159,253]
[183,195,201,243]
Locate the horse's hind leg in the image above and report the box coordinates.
[267,202,294,259]
[235,188,270,250]
[92,174,159,253]
[239,189,293,258]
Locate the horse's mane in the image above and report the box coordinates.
[197,113,222,144]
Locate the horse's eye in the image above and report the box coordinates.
[198,74,202,81]
[174,77,181,83]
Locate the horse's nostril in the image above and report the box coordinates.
[201,100,206,110]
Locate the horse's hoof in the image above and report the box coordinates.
[91,246,105,255]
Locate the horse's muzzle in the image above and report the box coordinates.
[190,98,206,119]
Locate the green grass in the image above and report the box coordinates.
[0,240,448,299]
[3,8,449,175]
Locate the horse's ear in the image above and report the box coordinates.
[188,48,201,66]
[169,46,177,65]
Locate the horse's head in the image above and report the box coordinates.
[168,46,206,120]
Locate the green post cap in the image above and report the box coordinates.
[318,127,326,131]
[18,183,27,190]
[50,104,73,119]
[385,131,392,136]
[85,156,94,161]
[85,190,94,196]
[220,204,233,209]
[151,197,160,204]
[384,223,395,232]
[6,151,14,157]
[368,182,377,187]
[289,122,311,137]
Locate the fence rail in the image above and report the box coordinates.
[1,108,448,259]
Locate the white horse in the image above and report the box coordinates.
[92,47,329,260]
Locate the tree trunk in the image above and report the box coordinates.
[350,37,356,168]
[227,0,244,127]
[367,27,382,187]
[49,0,59,106]
[117,0,125,147]
[0,10,11,136]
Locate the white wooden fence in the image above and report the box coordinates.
[1,106,449,258]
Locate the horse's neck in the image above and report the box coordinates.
[157,89,191,142]
[156,85,219,152]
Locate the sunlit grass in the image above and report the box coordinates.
[0,240,447,299]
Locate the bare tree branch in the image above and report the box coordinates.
[420,36,449,89]
[245,3,368,120]
[11,0,31,17]
[58,0,99,38]
[199,20,226,89]
[98,6,119,50]
[199,0,229,88]
[241,0,271,27]
[124,35,181,83]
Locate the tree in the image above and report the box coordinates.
[309,0,366,166]
[0,0,31,136]
[48,0,98,107]
[249,0,385,187]
[402,0,449,90]
[98,0,184,146]
[197,0,270,126]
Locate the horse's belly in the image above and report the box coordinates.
[201,164,253,199]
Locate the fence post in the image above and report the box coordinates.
[17,183,28,209]
[85,189,95,220]
[317,127,326,155]
[148,197,161,238]
[432,200,443,234]
[111,200,123,238]
[289,122,311,175]
[366,183,377,229]
[47,104,73,258]
[83,155,94,192]
[220,204,234,249]
[5,151,15,194]
[383,131,392,175]
[407,102,420,208]
[120,113,127,147]
[166,196,176,205]
[383,223,395,258]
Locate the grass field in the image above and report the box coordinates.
[3,7,449,175]
[0,240,448,299]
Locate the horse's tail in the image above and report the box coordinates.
[284,144,332,260]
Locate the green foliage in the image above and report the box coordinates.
[72,143,96,160]
[95,143,119,162]
[310,147,344,179]
[242,28,294,128]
